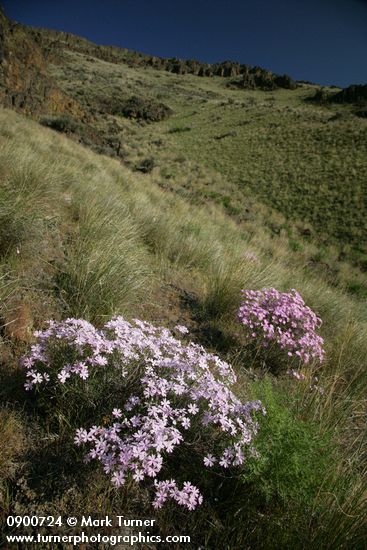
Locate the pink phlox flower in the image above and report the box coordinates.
[203,454,216,467]
[174,325,189,334]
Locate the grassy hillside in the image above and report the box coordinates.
[44,48,367,292]
[0,16,366,550]
[0,107,366,548]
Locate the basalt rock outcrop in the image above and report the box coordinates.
[0,3,298,162]
[229,67,296,91]
[308,84,367,108]
[355,109,367,119]
[0,4,299,125]
[0,7,83,117]
[0,5,297,125]
[329,84,367,105]
[24,22,297,92]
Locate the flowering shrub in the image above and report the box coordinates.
[238,288,325,366]
[22,316,265,510]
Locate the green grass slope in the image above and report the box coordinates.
[0,17,366,549]
[0,107,366,549]
[39,47,367,307]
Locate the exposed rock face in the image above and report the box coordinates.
[0,8,5,63]
[307,87,329,104]
[0,5,298,124]
[0,4,299,125]
[274,74,296,89]
[355,109,367,119]
[24,22,296,91]
[0,8,84,117]
[308,85,367,107]
[146,58,296,90]
[330,84,367,105]
[229,67,297,91]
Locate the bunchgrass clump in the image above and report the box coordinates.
[0,409,26,482]
[55,191,150,323]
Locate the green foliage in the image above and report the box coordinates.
[289,239,303,252]
[168,125,191,133]
[134,157,155,173]
[244,379,334,507]
[119,95,172,122]
[39,114,80,133]
[346,280,367,299]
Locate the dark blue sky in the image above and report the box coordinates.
[3,0,367,86]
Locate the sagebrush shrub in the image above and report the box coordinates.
[22,316,265,510]
[39,114,79,133]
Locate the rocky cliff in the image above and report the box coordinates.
[330,84,367,105]
[0,7,83,116]
[25,21,297,91]
[0,6,298,121]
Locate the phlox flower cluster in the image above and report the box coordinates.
[287,369,306,380]
[22,316,265,510]
[21,318,113,390]
[238,288,325,365]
